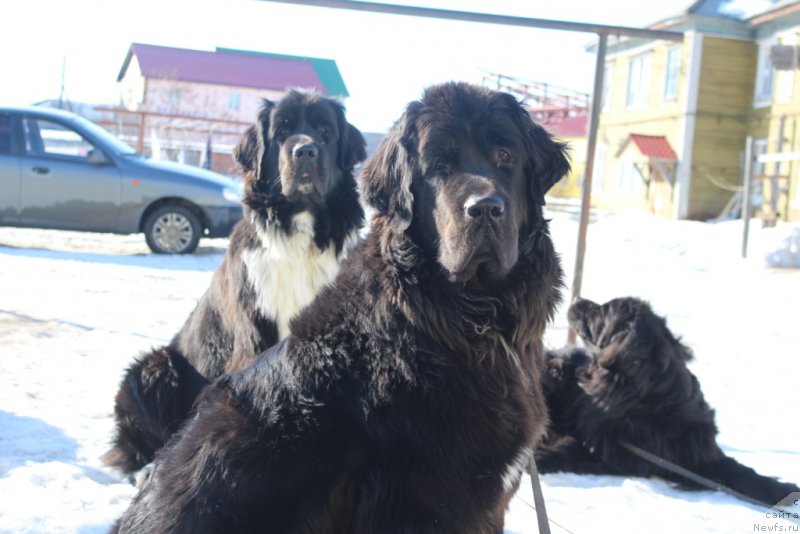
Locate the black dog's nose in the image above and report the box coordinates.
[292,143,319,160]
[464,195,505,220]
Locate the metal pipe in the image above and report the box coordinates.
[256,0,683,41]
[567,32,608,344]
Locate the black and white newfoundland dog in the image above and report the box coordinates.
[538,296,799,507]
[103,90,367,479]
[112,82,570,533]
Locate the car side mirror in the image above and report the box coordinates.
[87,149,111,165]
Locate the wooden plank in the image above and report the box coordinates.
[757,151,800,162]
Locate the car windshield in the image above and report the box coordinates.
[70,114,140,156]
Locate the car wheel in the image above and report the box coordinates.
[144,205,202,254]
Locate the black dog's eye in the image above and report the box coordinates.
[496,148,513,166]
[318,125,331,142]
[276,127,290,139]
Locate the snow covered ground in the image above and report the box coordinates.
[1,206,798,534]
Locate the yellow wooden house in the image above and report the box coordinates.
[592,0,800,221]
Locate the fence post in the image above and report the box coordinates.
[741,135,755,258]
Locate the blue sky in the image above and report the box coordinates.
[1,0,682,132]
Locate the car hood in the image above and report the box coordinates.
[122,156,242,190]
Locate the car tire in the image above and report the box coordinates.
[144,205,202,254]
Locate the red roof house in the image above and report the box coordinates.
[118,44,327,94]
[116,43,349,120]
[110,43,351,173]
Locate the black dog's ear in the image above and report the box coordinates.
[233,99,275,180]
[527,123,571,206]
[503,95,571,205]
[233,124,259,173]
[335,106,367,171]
[360,101,421,232]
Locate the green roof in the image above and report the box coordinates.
[216,48,349,98]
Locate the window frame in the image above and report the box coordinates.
[592,143,607,194]
[753,138,769,177]
[0,113,18,155]
[602,62,614,111]
[22,117,99,163]
[776,34,796,103]
[663,46,681,102]
[754,39,776,107]
[626,52,653,109]
[617,154,645,198]
[228,92,241,112]
[168,88,181,109]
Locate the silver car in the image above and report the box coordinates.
[0,106,243,254]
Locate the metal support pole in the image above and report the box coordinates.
[257,0,683,41]
[567,32,607,344]
[742,135,755,258]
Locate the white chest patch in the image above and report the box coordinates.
[243,212,359,339]
[502,446,532,492]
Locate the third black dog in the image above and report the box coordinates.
[538,296,799,507]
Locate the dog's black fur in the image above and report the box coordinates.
[103,91,367,476]
[113,82,570,533]
[538,296,799,507]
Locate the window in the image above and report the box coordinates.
[776,35,796,103]
[795,167,800,206]
[601,63,613,111]
[23,118,97,160]
[755,40,776,105]
[228,92,241,111]
[591,143,607,194]
[749,138,768,207]
[626,53,652,108]
[753,138,768,177]
[617,156,644,197]
[168,88,181,108]
[663,46,681,101]
[776,66,794,103]
[0,115,12,155]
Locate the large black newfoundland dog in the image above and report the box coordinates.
[113,82,570,533]
[103,90,367,478]
[538,296,799,507]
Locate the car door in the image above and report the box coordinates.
[18,115,123,232]
[0,112,21,224]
